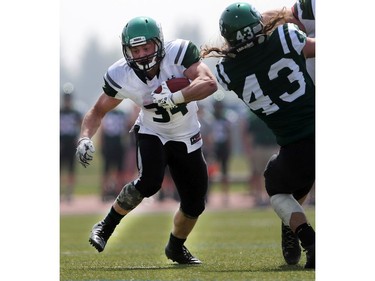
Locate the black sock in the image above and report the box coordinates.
[103,207,125,226]
[167,233,186,250]
[296,223,315,249]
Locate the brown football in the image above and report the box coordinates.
[154,77,190,93]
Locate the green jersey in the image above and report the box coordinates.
[216,23,315,146]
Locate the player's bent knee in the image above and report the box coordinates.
[270,194,304,226]
[116,182,144,211]
[180,200,205,218]
[134,177,163,198]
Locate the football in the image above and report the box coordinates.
[154,77,190,93]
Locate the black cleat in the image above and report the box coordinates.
[304,244,315,269]
[89,221,115,252]
[282,223,301,265]
[165,245,202,264]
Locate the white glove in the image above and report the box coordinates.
[151,82,177,109]
[76,137,95,168]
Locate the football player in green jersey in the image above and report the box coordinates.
[201,2,315,269]
[259,0,316,266]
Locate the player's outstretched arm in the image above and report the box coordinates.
[181,61,218,103]
[76,93,122,167]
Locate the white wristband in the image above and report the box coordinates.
[171,90,185,104]
[78,137,90,144]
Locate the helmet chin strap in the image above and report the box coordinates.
[135,56,158,71]
[135,58,161,81]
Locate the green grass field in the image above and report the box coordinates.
[60,208,315,281]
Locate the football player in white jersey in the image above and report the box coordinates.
[291,0,315,84]
[76,16,217,264]
[263,0,315,83]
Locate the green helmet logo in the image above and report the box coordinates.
[219,2,263,47]
[121,16,165,71]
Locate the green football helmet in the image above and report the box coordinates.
[219,2,264,49]
[121,16,165,71]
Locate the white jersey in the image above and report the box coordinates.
[292,0,315,83]
[103,39,202,153]
[293,0,315,38]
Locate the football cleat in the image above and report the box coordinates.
[281,223,301,265]
[89,221,115,252]
[304,244,315,269]
[165,245,202,264]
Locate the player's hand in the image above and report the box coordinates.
[151,82,177,109]
[76,137,95,168]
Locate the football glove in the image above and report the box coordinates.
[151,82,177,109]
[76,137,95,168]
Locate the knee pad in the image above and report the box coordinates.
[116,182,144,211]
[270,194,304,226]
